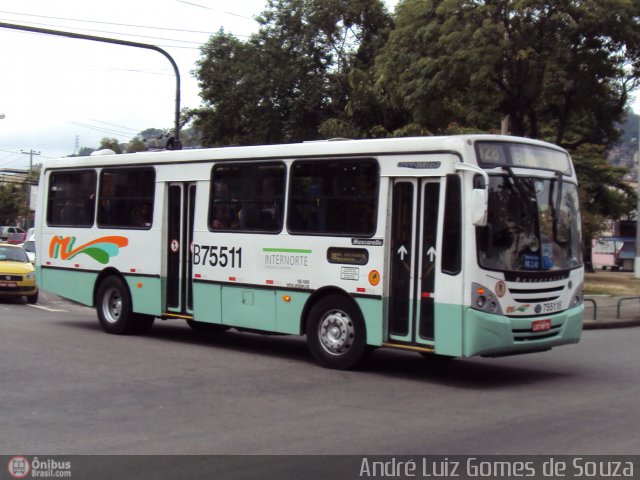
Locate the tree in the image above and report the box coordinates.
[374,0,640,146]
[98,137,122,154]
[126,137,146,153]
[190,0,391,146]
[126,128,174,152]
[0,182,29,224]
[571,144,636,265]
[190,30,274,146]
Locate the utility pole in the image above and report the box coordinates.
[20,149,41,177]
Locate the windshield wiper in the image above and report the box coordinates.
[504,166,537,217]
[551,171,565,245]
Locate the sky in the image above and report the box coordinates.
[0,0,285,169]
[0,0,637,172]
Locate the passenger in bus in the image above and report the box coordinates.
[234,205,259,229]
[211,203,229,229]
[132,203,152,227]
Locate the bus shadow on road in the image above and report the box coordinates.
[148,322,573,389]
[60,319,572,388]
[145,321,314,364]
[364,347,573,388]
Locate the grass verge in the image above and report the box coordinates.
[584,271,640,296]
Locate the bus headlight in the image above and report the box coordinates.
[569,283,583,308]
[25,272,35,281]
[471,283,503,315]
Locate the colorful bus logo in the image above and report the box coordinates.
[49,236,128,265]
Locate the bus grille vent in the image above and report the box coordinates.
[507,285,566,303]
[512,325,562,342]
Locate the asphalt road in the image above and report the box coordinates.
[1,291,639,455]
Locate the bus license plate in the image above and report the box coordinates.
[0,281,16,288]
[531,319,551,332]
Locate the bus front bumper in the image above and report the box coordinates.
[463,304,584,357]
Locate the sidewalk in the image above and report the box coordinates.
[583,296,640,330]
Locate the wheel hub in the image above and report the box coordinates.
[318,310,354,355]
[102,287,122,324]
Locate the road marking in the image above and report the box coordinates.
[27,304,67,313]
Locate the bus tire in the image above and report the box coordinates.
[96,276,150,335]
[306,294,368,370]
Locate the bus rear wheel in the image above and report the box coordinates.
[306,294,368,370]
[96,276,154,335]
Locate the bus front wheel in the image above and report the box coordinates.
[306,295,368,370]
[96,276,154,335]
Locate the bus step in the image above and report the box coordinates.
[381,342,434,354]
[161,312,193,321]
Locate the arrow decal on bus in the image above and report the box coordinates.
[49,236,129,265]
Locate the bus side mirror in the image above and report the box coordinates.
[470,188,488,227]
[454,163,488,227]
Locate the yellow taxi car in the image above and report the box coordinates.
[0,243,38,304]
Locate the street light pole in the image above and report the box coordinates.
[0,22,182,149]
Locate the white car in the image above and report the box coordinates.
[19,235,35,264]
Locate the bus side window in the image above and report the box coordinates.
[209,162,285,233]
[287,159,379,236]
[97,168,155,229]
[47,170,97,227]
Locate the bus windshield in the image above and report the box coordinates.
[477,174,582,272]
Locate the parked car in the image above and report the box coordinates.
[0,243,38,303]
[0,226,26,244]
[19,235,35,263]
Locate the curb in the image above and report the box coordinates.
[583,319,640,330]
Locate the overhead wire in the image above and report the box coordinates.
[0,17,209,45]
[87,119,142,133]
[67,121,138,138]
[0,5,263,159]
[0,17,252,50]
[0,9,255,33]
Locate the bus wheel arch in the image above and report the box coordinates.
[300,287,354,335]
[94,270,154,335]
[93,267,121,307]
[302,288,369,370]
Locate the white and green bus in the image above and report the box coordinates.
[35,135,584,369]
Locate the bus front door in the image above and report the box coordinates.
[166,182,196,316]
[388,178,440,347]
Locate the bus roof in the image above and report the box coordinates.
[43,135,567,170]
